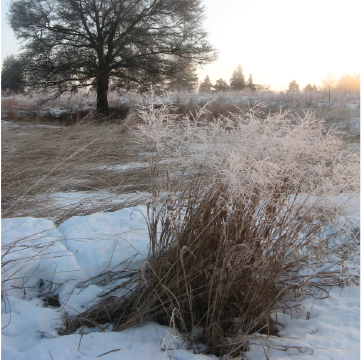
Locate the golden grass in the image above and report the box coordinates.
[1,113,150,223]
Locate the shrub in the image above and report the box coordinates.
[61,99,359,357]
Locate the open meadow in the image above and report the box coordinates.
[1,90,360,360]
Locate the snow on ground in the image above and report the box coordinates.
[247,286,360,360]
[1,198,360,359]
[1,208,215,360]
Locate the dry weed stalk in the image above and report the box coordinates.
[60,99,359,357]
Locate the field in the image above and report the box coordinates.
[1,90,360,360]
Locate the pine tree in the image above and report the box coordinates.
[167,61,199,92]
[246,74,256,91]
[288,80,300,92]
[1,55,26,93]
[199,75,213,93]
[229,65,246,91]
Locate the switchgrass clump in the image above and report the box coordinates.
[61,99,359,357]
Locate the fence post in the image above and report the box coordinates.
[329,90,330,104]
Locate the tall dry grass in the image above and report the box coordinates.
[1,112,149,224]
[60,98,359,357]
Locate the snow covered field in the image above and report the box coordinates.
[1,199,360,360]
[1,94,361,360]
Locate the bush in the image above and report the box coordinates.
[61,99,359,357]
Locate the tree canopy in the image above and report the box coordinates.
[246,74,255,91]
[8,0,217,113]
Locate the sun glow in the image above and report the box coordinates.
[198,0,360,90]
[1,0,360,90]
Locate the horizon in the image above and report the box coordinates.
[1,0,360,91]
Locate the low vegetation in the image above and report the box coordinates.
[33,93,359,357]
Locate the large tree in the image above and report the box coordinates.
[8,0,217,114]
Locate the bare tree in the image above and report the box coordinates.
[8,0,217,114]
[319,72,338,90]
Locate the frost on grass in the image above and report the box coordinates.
[46,99,361,357]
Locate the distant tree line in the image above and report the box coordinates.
[288,72,360,93]
[198,64,269,94]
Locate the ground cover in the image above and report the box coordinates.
[1,90,360,359]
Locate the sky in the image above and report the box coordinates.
[1,0,360,90]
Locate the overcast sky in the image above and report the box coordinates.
[1,0,360,90]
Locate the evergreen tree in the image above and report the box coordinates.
[229,64,246,91]
[199,75,213,93]
[246,74,256,91]
[288,80,300,92]
[167,60,199,92]
[303,83,317,92]
[213,78,229,92]
[1,55,26,93]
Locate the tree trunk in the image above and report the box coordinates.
[96,74,109,115]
